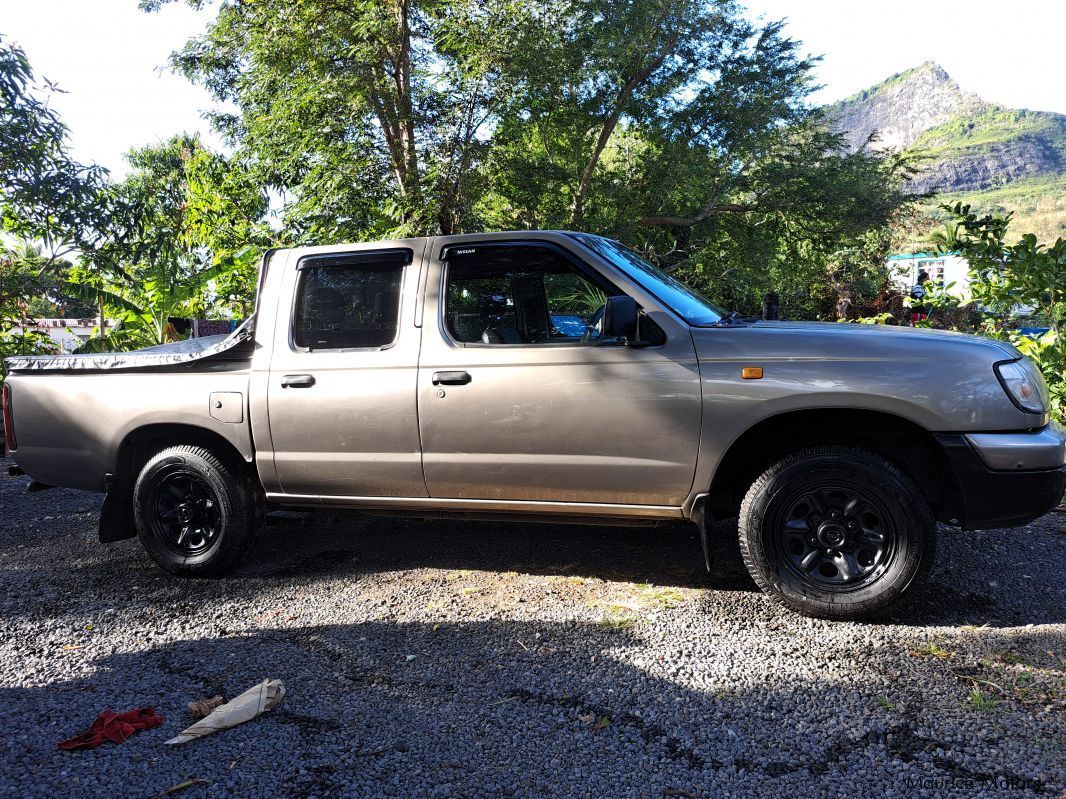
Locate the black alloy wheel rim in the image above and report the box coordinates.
[770,482,897,592]
[150,468,222,556]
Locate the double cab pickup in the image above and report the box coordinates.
[4,231,1064,618]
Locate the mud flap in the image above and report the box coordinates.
[99,481,136,543]
[690,495,714,572]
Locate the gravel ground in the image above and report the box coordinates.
[0,457,1063,799]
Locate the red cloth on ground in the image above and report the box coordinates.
[58,707,164,751]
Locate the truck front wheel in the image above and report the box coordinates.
[133,445,260,576]
[738,446,935,619]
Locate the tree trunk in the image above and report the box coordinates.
[362,0,423,225]
[569,85,633,228]
[392,0,421,218]
[98,294,107,351]
[398,1,419,198]
[568,28,678,228]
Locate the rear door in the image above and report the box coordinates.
[265,242,428,498]
[417,236,702,507]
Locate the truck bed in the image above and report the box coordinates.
[2,319,256,491]
[3,318,255,373]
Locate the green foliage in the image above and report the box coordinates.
[0,244,58,378]
[910,106,1066,159]
[943,175,1066,245]
[0,242,121,378]
[75,135,270,349]
[944,203,1066,330]
[548,279,608,315]
[905,279,973,330]
[1,41,271,358]
[0,321,56,381]
[182,143,272,316]
[0,35,110,259]
[0,241,97,319]
[4,3,918,355]
[848,312,894,325]
[1011,330,1066,422]
[940,202,1066,421]
[828,61,940,108]
[142,0,914,319]
[966,687,1000,713]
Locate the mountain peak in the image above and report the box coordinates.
[825,65,1066,242]
[914,60,951,80]
[829,62,980,151]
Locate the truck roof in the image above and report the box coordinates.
[279,230,588,259]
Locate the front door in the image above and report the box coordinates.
[266,243,427,498]
[417,238,702,507]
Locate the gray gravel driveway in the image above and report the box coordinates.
[1,458,1063,798]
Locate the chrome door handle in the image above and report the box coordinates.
[432,371,471,386]
[281,374,316,388]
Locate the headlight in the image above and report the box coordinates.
[995,358,1048,414]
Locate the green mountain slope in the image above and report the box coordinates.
[828,63,1066,240]
[950,174,1066,242]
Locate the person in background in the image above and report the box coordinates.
[761,291,781,320]
[909,270,931,325]
[835,285,855,321]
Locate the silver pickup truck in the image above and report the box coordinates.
[4,231,1064,618]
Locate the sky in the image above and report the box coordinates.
[2,0,221,174]
[2,0,1065,177]
[744,0,1066,112]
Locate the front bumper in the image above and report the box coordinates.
[966,426,1066,470]
[935,426,1066,530]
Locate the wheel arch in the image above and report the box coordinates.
[705,408,962,524]
[115,424,252,478]
[100,424,255,544]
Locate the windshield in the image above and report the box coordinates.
[572,235,725,325]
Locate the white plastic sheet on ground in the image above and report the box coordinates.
[165,679,285,746]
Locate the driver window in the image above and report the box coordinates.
[444,245,617,345]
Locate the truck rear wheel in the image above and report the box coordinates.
[133,445,259,576]
[738,446,935,620]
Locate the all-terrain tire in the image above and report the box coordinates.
[133,445,260,576]
[738,446,935,620]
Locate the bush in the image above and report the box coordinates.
[940,203,1066,423]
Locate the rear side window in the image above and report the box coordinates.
[293,249,409,349]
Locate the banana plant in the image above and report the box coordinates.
[68,247,256,349]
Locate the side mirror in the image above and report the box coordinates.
[602,295,639,340]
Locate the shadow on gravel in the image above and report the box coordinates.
[249,512,754,592]
[2,459,1063,627]
[3,619,1062,797]
[244,512,1066,627]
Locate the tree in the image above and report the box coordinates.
[942,202,1066,421]
[75,135,270,348]
[0,35,110,264]
[142,0,547,239]
[0,241,96,318]
[181,139,275,317]
[0,35,142,350]
[144,0,914,309]
[1,37,109,367]
[638,136,916,319]
[2,38,274,357]
[942,203,1065,333]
